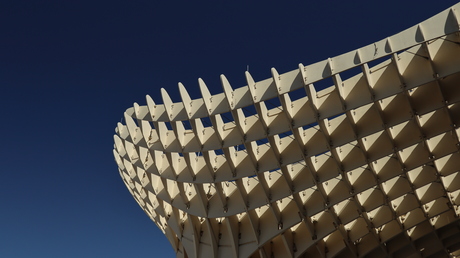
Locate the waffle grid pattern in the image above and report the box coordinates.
[114,4,460,257]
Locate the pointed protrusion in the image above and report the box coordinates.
[113,148,126,170]
[146,95,157,119]
[271,67,282,93]
[140,120,153,144]
[245,71,256,88]
[198,78,211,99]
[178,82,193,118]
[192,115,205,145]
[157,121,169,150]
[298,63,318,109]
[298,63,307,85]
[245,71,257,102]
[160,88,173,109]
[117,122,128,140]
[124,112,139,142]
[178,83,191,104]
[199,78,213,115]
[161,88,174,120]
[220,74,234,109]
[113,134,127,159]
[133,102,140,117]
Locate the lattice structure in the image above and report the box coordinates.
[113,3,460,257]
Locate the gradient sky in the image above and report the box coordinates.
[1,1,459,257]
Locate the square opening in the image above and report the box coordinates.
[234,144,246,151]
[242,105,258,118]
[366,56,391,73]
[302,122,319,130]
[200,117,213,127]
[148,121,156,130]
[339,66,363,82]
[264,96,282,109]
[164,121,173,130]
[328,112,345,121]
[279,130,293,139]
[312,77,334,92]
[288,87,307,102]
[220,111,235,123]
[182,120,193,130]
[256,138,269,146]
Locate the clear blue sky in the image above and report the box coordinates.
[1,1,458,257]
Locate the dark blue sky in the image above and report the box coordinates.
[1,1,458,257]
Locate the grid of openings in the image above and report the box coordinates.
[114,8,460,258]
